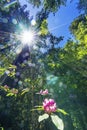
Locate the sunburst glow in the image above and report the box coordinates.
[21,30,34,45]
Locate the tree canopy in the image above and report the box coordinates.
[0,0,87,130]
[27,0,66,13]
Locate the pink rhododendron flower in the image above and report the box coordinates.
[4,85,9,91]
[43,98,57,114]
[11,88,18,94]
[36,89,49,95]
[40,89,48,95]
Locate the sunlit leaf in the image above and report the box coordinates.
[6,93,14,96]
[51,114,64,130]
[31,106,43,111]
[34,105,43,108]
[39,19,48,35]
[21,88,30,95]
[38,113,49,122]
[3,0,18,9]
[57,108,68,115]
[0,127,4,130]
[0,68,6,71]
[9,64,16,69]
[0,68,6,74]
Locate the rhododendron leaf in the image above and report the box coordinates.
[51,114,64,130]
[21,88,30,95]
[34,106,43,108]
[38,113,49,122]
[57,108,68,115]
[0,127,4,130]
[6,93,14,96]
[0,68,6,74]
[31,107,43,111]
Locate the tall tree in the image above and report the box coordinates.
[0,1,64,130]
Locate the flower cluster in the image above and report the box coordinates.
[40,89,48,95]
[1,85,19,96]
[11,88,18,94]
[4,85,9,91]
[43,98,57,114]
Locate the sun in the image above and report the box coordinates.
[21,30,34,45]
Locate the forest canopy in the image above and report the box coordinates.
[0,0,87,130]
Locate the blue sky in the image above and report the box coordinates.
[48,0,80,46]
[19,0,81,46]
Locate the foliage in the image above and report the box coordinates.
[39,19,48,35]
[70,14,87,42]
[41,11,87,130]
[51,114,64,130]
[0,127,4,130]
[38,113,49,122]
[31,89,67,130]
[0,0,18,12]
[0,86,67,130]
[0,0,87,130]
[0,1,65,130]
[77,0,87,13]
[27,0,67,13]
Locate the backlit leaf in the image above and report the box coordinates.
[57,108,68,115]
[38,113,49,122]
[51,114,64,130]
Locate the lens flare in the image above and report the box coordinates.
[31,19,36,26]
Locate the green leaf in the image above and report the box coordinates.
[21,88,30,95]
[31,107,43,111]
[9,64,16,69]
[31,106,44,111]
[6,93,14,96]
[57,108,68,115]
[38,113,49,122]
[51,114,64,130]
[0,68,6,74]
[39,19,48,35]
[35,105,43,108]
[0,68,5,71]
[0,127,4,130]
